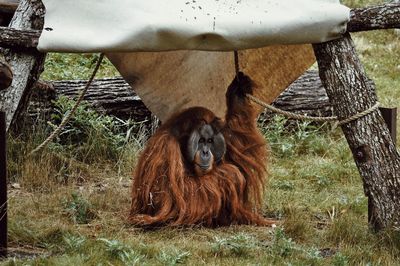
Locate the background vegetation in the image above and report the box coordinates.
[3,0,400,265]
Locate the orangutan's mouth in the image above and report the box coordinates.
[196,163,210,171]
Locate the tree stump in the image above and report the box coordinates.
[313,33,400,230]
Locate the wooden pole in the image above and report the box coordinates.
[0,112,6,257]
[313,33,400,230]
[0,0,46,131]
[347,3,400,32]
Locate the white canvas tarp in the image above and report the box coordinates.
[38,0,350,52]
[37,0,350,122]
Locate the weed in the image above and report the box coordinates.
[156,248,191,265]
[282,207,312,242]
[211,233,259,257]
[8,220,40,246]
[316,175,332,188]
[99,238,144,265]
[307,247,323,260]
[262,115,331,158]
[62,192,97,224]
[376,229,400,258]
[272,180,295,191]
[63,234,86,252]
[326,213,372,246]
[332,252,349,266]
[271,228,296,257]
[50,96,144,163]
[261,115,295,157]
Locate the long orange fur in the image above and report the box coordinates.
[129,75,272,227]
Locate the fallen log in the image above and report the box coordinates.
[28,70,332,123]
[27,69,396,150]
[0,26,40,50]
[271,70,332,117]
[29,77,151,122]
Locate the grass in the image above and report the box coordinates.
[3,0,400,264]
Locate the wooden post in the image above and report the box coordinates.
[0,112,6,257]
[313,33,400,230]
[0,0,45,131]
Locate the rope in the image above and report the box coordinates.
[232,51,379,126]
[30,49,379,155]
[337,102,380,125]
[247,94,380,126]
[30,53,105,155]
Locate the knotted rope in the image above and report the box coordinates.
[233,50,380,126]
[247,94,380,126]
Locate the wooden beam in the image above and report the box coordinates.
[347,3,400,32]
[313,33,400,231]
[0,112,6,257]
[26,71,327,122]
[0,26,40,50]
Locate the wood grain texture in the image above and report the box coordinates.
[314,33,400,230]
[0,26,40,49]
[0,0,46,130]
[347,3,400,32]
[30,78,150,121]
